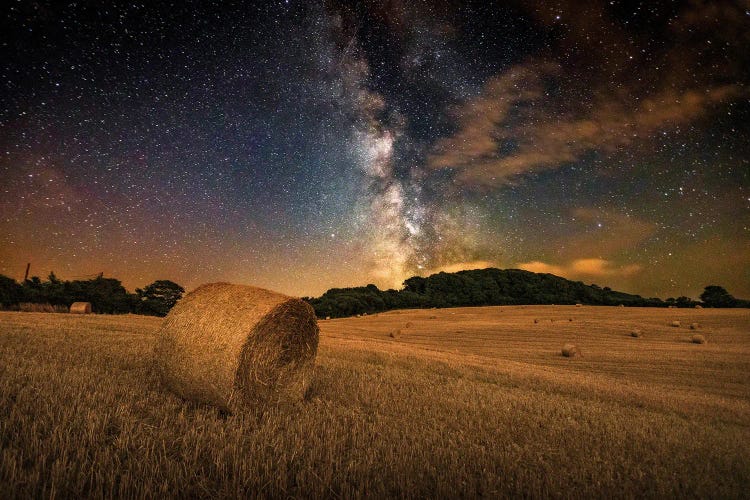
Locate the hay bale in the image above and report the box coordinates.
[695,304,703,309]
[575,303,583,307]
[405,321,413,328]
[630,329,642,338]
[154,283,319,412]
[389,329,401,339]
[561,343,579,357]
[619,304,625,307]
[70,302,92,314]
[689,323,700,330]
[670,321,681,328]
[691,334,706,344]
[325,316,331,320]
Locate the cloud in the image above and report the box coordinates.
[561,207,657,259]
[428,62,556,172]
[428,64,741,187]
[426,1,747,188]
[518,258,642,279]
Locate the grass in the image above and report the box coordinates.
[1,306,749,497]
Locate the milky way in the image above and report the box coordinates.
[1,1,748,298]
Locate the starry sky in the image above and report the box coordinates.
[2,0,749,299]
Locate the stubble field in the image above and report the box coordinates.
[1,305,749,498]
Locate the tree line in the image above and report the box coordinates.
[1,268,746,318]
[0,273,184,316]
[304,268,749,318]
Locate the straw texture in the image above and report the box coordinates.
[155,283,319,412]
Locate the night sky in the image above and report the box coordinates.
[2,1,749,298]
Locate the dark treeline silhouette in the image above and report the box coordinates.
[0,273,184,316]
[2,268,746,318]
[305,268,750,318]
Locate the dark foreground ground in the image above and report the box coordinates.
[1,306,749,497]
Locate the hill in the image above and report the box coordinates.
[306,268,668,318]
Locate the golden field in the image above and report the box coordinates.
[1,305,749,498]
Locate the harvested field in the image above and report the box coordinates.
[1,305,749,497]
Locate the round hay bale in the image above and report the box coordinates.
[575,303,583,308]
[389,329,401,339]
[534,318,539,324]
[691,334,706,344]
[154,283,319,412]
[429,315,437,319]
[670,321,681,328]
[70,302,92,314]
[405,321,413,328]
[695,304,703,309]
[630,329,642,338]
[689,322,700,330]
[561,343,579,357]
[325,316,331,320]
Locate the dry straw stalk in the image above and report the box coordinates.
[154,283,319,412]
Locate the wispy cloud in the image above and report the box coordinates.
[561,207,657,259]
[427,1,746,187]
[427,62,556,173]
[428,65,740,187]
[518,258,642,279]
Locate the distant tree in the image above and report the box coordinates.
[0,275,23,307]
[675,296,696,308]
[43,272,66,305]
[700,285,737,308]
[21,276,45,303]
[403,276,427,294]
[65,275,131,313]
[137,280,185,316]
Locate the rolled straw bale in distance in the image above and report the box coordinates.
[69,302,92,314]
[561,343,579,357]
[155,283,319,412]
[630,329,642,338]
[691,334,706,344]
